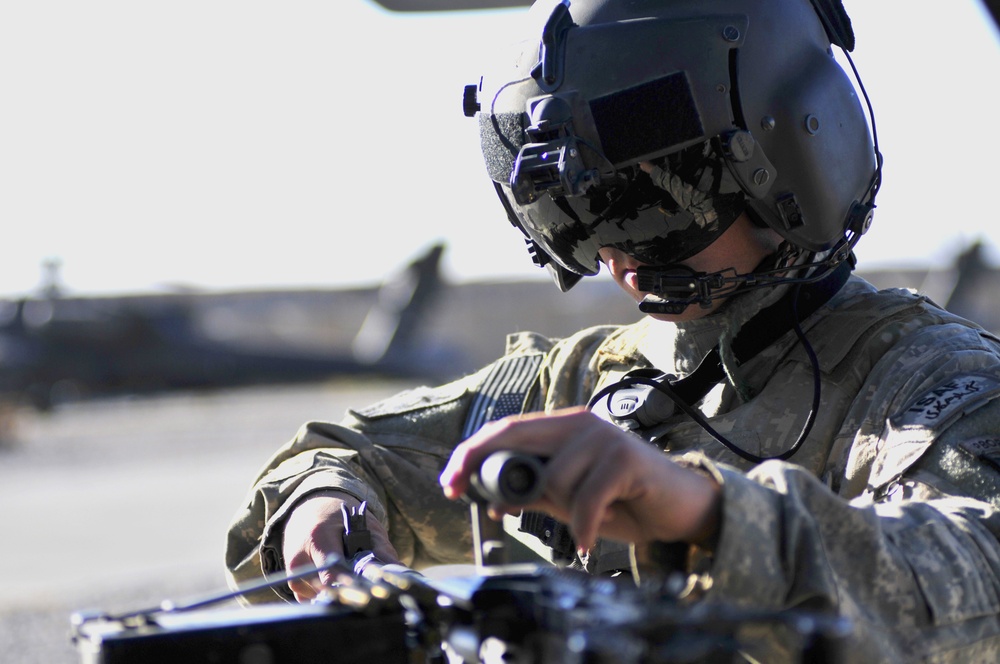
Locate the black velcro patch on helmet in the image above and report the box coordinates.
[480,111,524,183]
[589,72,703,166]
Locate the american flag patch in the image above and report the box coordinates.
[461,354,544,440]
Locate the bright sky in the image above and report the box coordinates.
[1,1,998,297]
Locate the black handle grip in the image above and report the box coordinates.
[341,501,373,558]
[468,451,545,506]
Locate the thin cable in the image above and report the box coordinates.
[588,285,823,464]
[104,553,351,622]
[843,49,883,209]
[590,374,762,462]
[771,284,822,461]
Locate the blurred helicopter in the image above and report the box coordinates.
[0,244,449,412]
[5,0,997,417]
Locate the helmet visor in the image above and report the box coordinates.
[498,144,746,276]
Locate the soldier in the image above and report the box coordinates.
[226,0,1000,660]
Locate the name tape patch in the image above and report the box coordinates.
[894,373,1000,430]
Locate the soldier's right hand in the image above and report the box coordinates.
[281,491,401,603]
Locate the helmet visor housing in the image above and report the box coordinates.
[491,140,748,276]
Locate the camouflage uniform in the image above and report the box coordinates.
[226,275,1000,661]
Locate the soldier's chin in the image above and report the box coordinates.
[623,269,642,293]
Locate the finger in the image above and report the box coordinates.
[440,407,590,499]
[439,419,534,499]
[368,515,403,564]
[569,446,680,548]
[285,552,328,602]
[288,575,325,603]
[482,439,608,527]
[567,454,635,551]
[280,493,354,602]
[538,422,619,509]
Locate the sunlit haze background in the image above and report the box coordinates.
[2,0,998,298]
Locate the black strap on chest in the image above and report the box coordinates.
[669,257,852,407]
[593,257,853,417]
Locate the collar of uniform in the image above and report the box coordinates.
[637,281,794,376]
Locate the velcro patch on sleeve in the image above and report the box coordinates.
[957,437,1000,472]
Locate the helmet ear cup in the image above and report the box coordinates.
[743,46,876,251]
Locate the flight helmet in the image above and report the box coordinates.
[466,0,880,299]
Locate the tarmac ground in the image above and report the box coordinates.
[0,378,415,664]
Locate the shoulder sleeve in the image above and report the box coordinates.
[681,301,1000,660]
[699,443,1000,661]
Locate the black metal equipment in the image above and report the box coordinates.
[71,603,409,664]
[71,557,849,664]
[70,451,850,663]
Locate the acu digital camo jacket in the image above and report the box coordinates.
[226,275,1000,662]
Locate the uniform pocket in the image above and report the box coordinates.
[897,520,1000,626]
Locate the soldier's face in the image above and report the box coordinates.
[598,213,783,322]
[597,246,718,322]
